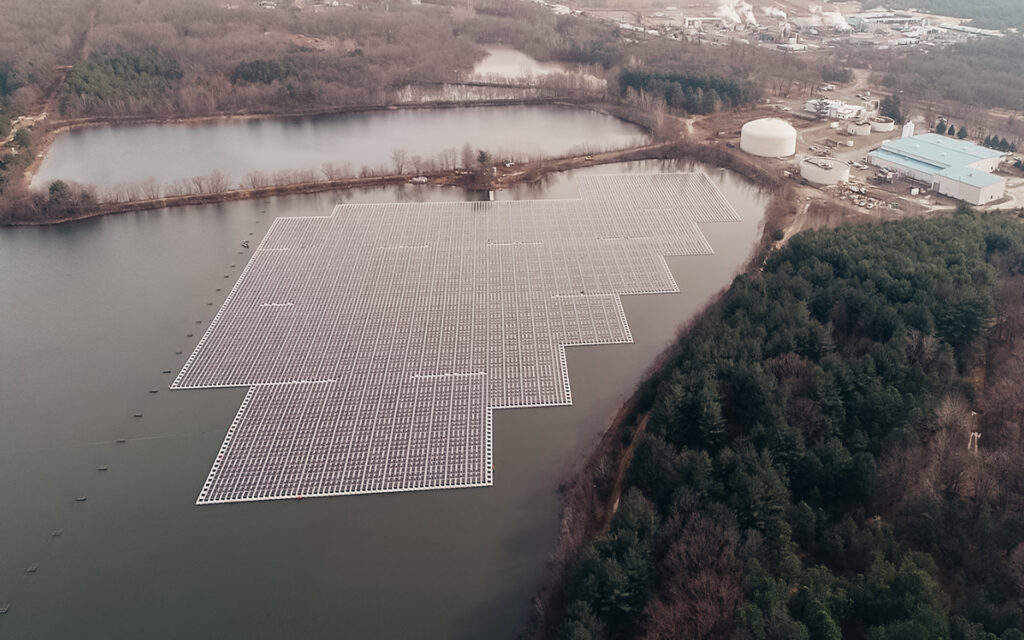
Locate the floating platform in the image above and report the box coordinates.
[172,174,740,504]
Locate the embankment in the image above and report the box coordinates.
[5,137,791,226]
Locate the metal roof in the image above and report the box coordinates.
[936,166,1004,188]
[871,134,1006,191]
[880,133,1004,170]
[868,147,945,175]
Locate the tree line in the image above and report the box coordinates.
[546,211,1024,640]
[61,48,183,116]
[618,69,760,115]
[878,38,1024,113]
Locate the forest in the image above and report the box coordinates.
[0,0,826,126]
[618,69,760,115]
[877,38,1024,113]
[545,211,1024,640]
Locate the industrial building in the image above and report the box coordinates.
[804,98,869,120]
[867,133,1006,205]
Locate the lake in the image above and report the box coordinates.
[32,105,644,193]
[0,159,767,639]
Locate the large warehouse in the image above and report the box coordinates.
[867,133,1006,205]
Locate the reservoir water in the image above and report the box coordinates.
[31,105,645,192]
[0,158,767,639]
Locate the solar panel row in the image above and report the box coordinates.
[173,173,741,504]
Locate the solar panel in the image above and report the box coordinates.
[172,173,741,504]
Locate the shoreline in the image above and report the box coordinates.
[18,95,644,196]
[7,139,686,227]
[519,152,812,640]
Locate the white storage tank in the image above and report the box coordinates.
[740,118,797,157]
[800,157,851,185]
[848,120,872,136]
[870,116,895,133]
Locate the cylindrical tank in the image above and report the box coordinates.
[847,120,872,136]
[800,157,851,185]
[740,118,797,157]
[870,116,895,132]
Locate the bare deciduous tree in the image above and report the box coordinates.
[321,163,343,181]
[244,171,269,190]
[207,170,229,193]
[391,149,407,174]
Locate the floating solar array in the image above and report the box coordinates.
[172,174,740,504]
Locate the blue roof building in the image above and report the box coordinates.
[867,133,1006,205]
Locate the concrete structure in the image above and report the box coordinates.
[805,98,868,120]
[870,116,895,133]
[740,118,797,157]
[867,133,1006,205]
[939,23,1003,38]
[800,158,851,185]
[848,120,872,136]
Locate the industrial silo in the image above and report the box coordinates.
[870,116,895,133]
[740,118,797,157]
[800,157,851,185]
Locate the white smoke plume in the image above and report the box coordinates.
[716,0,757,26]
[763,6,787,21]
[715,0,741,25]
[822,11,851,30]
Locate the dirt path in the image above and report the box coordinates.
[600,413,649,528]
[2,1,99,149]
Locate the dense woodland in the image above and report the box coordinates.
[0,0,814,123]
[618,69,760,115]
[547,212,1024,640]
[0,0,94,116]
[0,0,1019,127]
[875,38,1024,113]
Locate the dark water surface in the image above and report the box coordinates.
[0,159,766,639]
[32,105,647,191]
